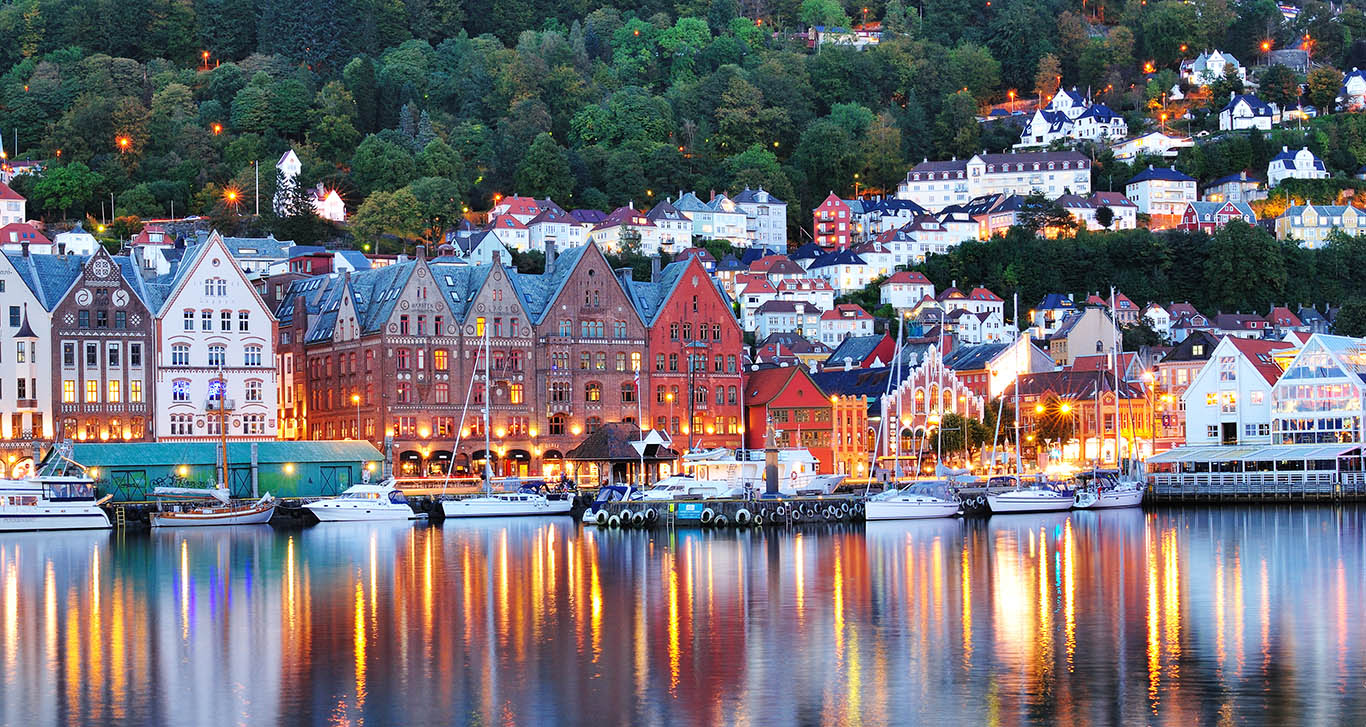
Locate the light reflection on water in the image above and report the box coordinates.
[0,508,1364,725]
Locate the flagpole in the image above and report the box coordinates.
[636,366,645,488]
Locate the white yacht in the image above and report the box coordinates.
[1072,471,1145,509]
[672,448,846,497]
[985,475,1075,514]
[640,475,728,501]
[306,481,419,522]
[865,484,961,520]
[0,453,111,531]
[442,488,573,518]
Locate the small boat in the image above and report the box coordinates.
[306,480,419,522]
[985,474,1074,514]
[670,448,846,497]
[865,482,962,520]
[0,448,111,531]
[1072,470,1145,509]
[150,488,276,527]
[639,475,729,501]
[582,484,644,525]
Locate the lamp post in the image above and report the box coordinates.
[352,393,361,441]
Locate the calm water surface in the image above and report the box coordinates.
[0,507,1364,726]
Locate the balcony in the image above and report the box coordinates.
[15,399,37,409]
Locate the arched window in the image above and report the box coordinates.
[549,413,568,436]
[585,382,602,402]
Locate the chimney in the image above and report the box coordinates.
[415,244,426,260]
[650,256,661,282]
[545,240,556,267]
[20,242,28,257]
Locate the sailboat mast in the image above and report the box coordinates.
[1013,292,1021,475]
[1111,286,1121,470]
[937,316,945,467]
[218,370,228,491]
[483,324,492,491]
[892,311,905,477]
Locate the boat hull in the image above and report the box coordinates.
[865,499,961,520]
[441,497,573,518]
[305,501,416,522]
[0,508,111,531]
[150,503,276,527]
[986,492,1075,514]
[1074,489,1144,509]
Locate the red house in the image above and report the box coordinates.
[812,192,853,249]
[743,365,837,472]
[638,255,745,451]
[1177,201,1258,233]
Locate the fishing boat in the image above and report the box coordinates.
[985,474,1074,514]
[1072,470,1145,509]
[150,371,277,528]
[305,480,419,522]
[0,445,111,531]
[865,479,962,520]
[441,330,572,520]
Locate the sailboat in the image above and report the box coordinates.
[441,322,572,519]
[150,372,276,527]
[1074,288,1144,510]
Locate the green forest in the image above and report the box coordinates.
[0,0,1365,247]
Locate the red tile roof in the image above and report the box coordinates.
[0,182,23,201]
[1070,352,1136,374]
[881,270,932,286]
[969,287,1001,302]
[1226,338,1292,385]
[0,222,50,245]
[819,303,872,321]
[744,366,802,406]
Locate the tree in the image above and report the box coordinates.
[1095,205,1115,229]
[1034,53,1062,101]
[514,133,574,202]
[1202,221,1286,311]
[1306,67,1344,110]
[799,0,850,28]
[1333,298,1366,337]
[1259,64,1300,109]
[405,177,464,242]
[861,112,904,195]
[351,189,422,253]
[33,163,105,219]
[933,91,980,160]
[351,135,418,195]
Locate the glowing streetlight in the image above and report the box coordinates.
[212,122,222,135]
[116,136,131,152]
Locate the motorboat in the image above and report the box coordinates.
[639,475,729,501]
[865,482,962,520]
[306,480,419,522]
[582,484,644,525]
[150,487,276,527]
[0,449,111,531]
[985,474,1074,514]
[442,481,573,519]
[1072,470,1145,509]
[674,448,846,497]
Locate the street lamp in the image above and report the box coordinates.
[352,393,361,440]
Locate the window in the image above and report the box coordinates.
[550,382,570,403]
[399,315,410,336]
[585,382,602,402]
[434,349,449,370]
[220,310,231,331]
[7,306,17,327]
[595,352,606,370]
[727,355,736,373]
[682,323,692,340]
[62,380,75,403]
[171,344,189,366]
[559,320,572,337]
[397,382,412,403]
[713,324,721,341]
[239,311,250,331]
[107,343,120,368]
[85,380,99,403]
[85,343,98,367]
[107,381,121,403]
[1251,390,1264,405]
[549,413,567,436]
[208,345,226,367]
[242,346,262,367]
[417,316,427,336]
[580,352,590,370]
[669,353,678,372]
[434,383,450,404]
[205,278,226,296]
[509,350,522,371]
[657,385,667,403]
[552,352,569,370]
[615,352,626,371]
[130,380,142,403]
[115,311,126,329]
[586,416,603,434]
[728,386,737,404]
[1207,425,1218,438]
[614,321,627,338]
[63,343,75,367]
[201,310,212,330]
[79,310,90,328]
[397,348,410,370]
[509,383,523,404]
[475,317,485,337]
[631,352,641,371]
[656,354,665,371]
[245,380,263,402]
[670,323,679,340]
[1205,393,1218,406]
[621,382,636,403]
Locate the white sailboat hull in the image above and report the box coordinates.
[865,498,961,520]
[0,507,111,531]
[1074,488,1144,509]
[150,502,276,527]
[306,502,416,521]
[442,496,572,518]
[986,490,1075,514]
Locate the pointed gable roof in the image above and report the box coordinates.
[881,270,932,286]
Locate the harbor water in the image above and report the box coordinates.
[1,507,1364,725]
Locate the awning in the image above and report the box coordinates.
[1241,443,1360,461]
[1147,445,1262,464]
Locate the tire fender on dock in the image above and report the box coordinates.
[735,508,752,526]
[607,514,622,528]
[700,508,715,525]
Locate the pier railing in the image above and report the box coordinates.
[1150,472,1366,500]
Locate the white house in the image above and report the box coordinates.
[1143,303,1172,340]
[0,182,26,225]
[1337,68,1366,110]
[1267,146,1328,188]
[588,206,663,256]
[1273,205,1362,247]
[153,231,278,442]
[807,249,872,295]
[1219,94,1275,131]
[275,149,345,222]
[1180,50,1246,86]
[1182,337,1290,446]
[525,207,588,253]
[1125,165,1197,219]
[487,215,531,252]
[53,223,101,255]
[458,230,512,265]
[644,199,692,253]
[1088,192,1139,230]
[776,278,836,311]
[1202,172,1265,204]
[872,215,960,264]
[1016,89,1127,148]
[1109,131,1194,161]
[818,304,875,347]
[737,276,778,331]
[754,299,823,340]
[879,270,936,310]
[732,188,787,252]
[897,151,1092,213]
[674,192,747,245]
